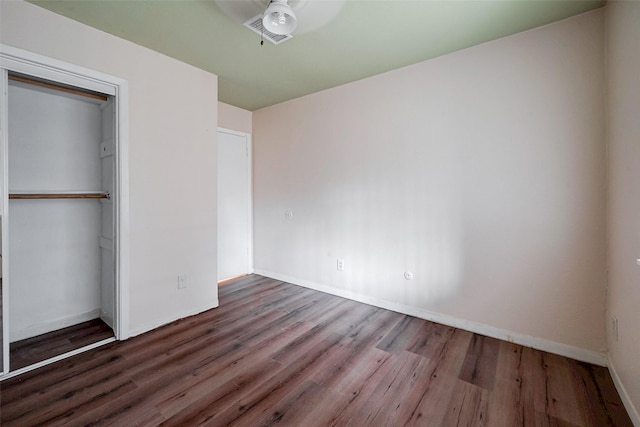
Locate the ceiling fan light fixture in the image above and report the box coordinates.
[263,0,297,36]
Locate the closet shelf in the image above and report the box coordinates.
[9,192,110,200]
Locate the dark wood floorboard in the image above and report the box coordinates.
[0,279,3,370]
[0,274,633,426]
[9,318,114,371]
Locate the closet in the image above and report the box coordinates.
[3,73,116,372]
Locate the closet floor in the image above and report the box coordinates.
[10,318,113,371]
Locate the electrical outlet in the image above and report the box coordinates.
[337,258,345,271]
[178,274,187,289]
[611,315,618,341]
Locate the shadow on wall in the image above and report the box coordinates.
[301,160,464,308]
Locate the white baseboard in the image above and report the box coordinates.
[608,358,640,426]
[254,269,608,366]
[11,309,101,342]
[127,299,219,338]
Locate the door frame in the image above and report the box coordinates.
[0,44,130,377]
[217,127,253,280]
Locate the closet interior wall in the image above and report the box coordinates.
[99,99,115,328]
[7,76,115,343]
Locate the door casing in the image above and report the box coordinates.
[0,44,130,378]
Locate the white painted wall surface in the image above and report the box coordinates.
[8,82,103,341]
[606,1,640,422]
[0,0,219,336]
[218,102,252,133]
[8,84,103,192]
[253,11,606,358]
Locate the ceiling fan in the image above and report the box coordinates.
[214,0,345,45]
[262,0,298,36]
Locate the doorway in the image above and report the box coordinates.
[0,44,129,378]
[217,128,252,282]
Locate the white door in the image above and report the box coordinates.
[217,129,251,281]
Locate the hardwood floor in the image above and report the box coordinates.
[9,318,114,371]
[0,279,3,370]
[0,274,633,426]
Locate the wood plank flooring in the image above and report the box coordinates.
[0,279,3,370]
[9,318,114,371]
[0,274,633,426]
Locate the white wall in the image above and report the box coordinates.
[253,10,607,361]
[606,1,640,422]
[0,0,219,336]
[219,102,252,133]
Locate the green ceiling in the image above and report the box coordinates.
[29,0,605,111]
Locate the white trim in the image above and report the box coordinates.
[608,358,640,426]
[254,269,609,366]
[0,44,130,376]
[0,337,116,381]
[217,127,254,276]
[114,79,130,341]
[0,45,116,96]
[127,300,219,338]
[0,68,9,375]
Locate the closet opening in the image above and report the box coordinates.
[1,64,123,376]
